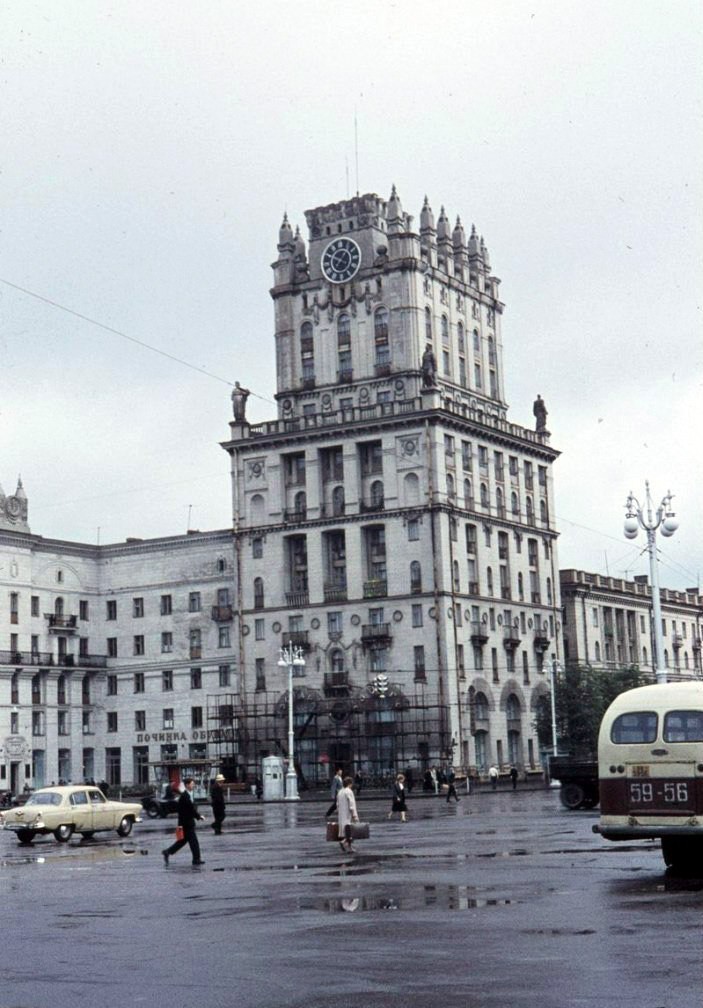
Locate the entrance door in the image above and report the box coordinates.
[327,742,352,776]
[10,762,20,795]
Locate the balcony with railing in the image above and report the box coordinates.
[282,630,311,653]
[503,626,521,649]
[470,620,489,645]
[46,614,78,633]
[283,508,307,523]
[285,591,309,607]
[672,633,684,650]
[324,582,348,603]
[323,671,350,696]
[533,625,551,652]
[337,369,353,385]
[363,579,387,599]
[0,650,107,669]
[359,497,385,514]
[211,605,234,622]
[361,623,392,647]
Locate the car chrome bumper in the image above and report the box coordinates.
[594,823,703,840]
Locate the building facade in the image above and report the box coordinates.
[560,569,703,678]
[0,477,236,791]
[222,188,562,781]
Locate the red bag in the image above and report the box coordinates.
[175,825,184,842]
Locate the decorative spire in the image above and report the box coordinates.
[294,225,307,264]
[387,184,404,234]
[420,195,435,234]
[452,215,466,249]
[15,476,26,500]
[468,223,480,257]
[278,212,294,252]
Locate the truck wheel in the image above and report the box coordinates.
[661,837,703,872]
[560,782,586,810]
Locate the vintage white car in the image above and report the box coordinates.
[0,786,142,844]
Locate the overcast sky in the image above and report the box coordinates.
[1,1,701,591]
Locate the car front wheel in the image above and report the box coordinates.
[54,824,74,843]
[145,804,160,819]
[117,816,133,837]
[17,829,35,845]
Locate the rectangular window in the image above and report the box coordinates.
[592,608,599,627]
[107,712,118,733]
[255,618,265,641]
[219,664,230,687]
[191,707,203,729]
[133,672,145,693]
[255,658,266,692]
[413,645,426,681]
[162,669,173,692]
[31,595,40,617]
[161,631,173,653]
[10,592,18,623]
[106,600,117,621]
[79,599,89,621]
[135,710,146,732]
[252,538,263,559]
[133,635,145,656]
[58,710,69,736]
[162,709,174,730]
[218,626,231,648]
[31,711,45,736]
[407,518,420,541]
[190,667,202,690]
[189,592,201,613]
[133,597,144,618]
[328,611,342,635]
[461,441,472,471]
[160,594,172,616]
[189,628,201,659]
[107,675,117,696]
[412,603,423,628]
[457,644,465,678]
[107,638,118,658]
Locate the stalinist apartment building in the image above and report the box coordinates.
[223,188,561,779]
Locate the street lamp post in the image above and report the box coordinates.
[623,482,679,685]
[277,645,305,800]
[550,658,560,757]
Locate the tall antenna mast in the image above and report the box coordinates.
[354,110,359,196]
[345,156,350,199]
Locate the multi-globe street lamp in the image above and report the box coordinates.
[277,645,306,800]
[623,482,679,685]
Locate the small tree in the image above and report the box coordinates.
[534,663,647,758]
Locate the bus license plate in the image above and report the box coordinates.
[627,780,693,811]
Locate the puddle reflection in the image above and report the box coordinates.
[304,884,516,913]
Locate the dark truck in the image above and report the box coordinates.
[548,756,599,810]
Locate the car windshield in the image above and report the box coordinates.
[25,792,63,806]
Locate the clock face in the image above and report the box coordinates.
[321,237,361,283]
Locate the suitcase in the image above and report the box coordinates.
[349,821,370,840]
[326,820,339,842]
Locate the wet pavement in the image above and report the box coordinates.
[1,787,700,1008]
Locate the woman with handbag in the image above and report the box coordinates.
[336,776,360,853]
[388,773,408,822]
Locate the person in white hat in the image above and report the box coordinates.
[210,773,226,835]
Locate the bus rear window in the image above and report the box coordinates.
[663,710,703,743]
[610,711,657,744]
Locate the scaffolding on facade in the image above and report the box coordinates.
[207,679,451,786]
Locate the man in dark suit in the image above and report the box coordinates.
[162,778,205,867]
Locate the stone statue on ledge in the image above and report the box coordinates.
[421,346,437,388]
[231,381,251,422]
[533,393,548,433]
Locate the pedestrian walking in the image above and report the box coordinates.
[446,767,460,803]
[430,766,438,795]
[162,778,206,867]
[353,770,363,796]
[325,767,344,818]
[210,774,226,834]
[337,776,360,853]
[509,765,519,790]
[388,773,408,822]
[488,765,499,791]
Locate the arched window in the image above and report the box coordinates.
[452,560,460,591]
[253,577,264,609]
[404,472,420,506]
[55,597,64,617]
[540,498,548,522]
[250,493,265,525]
[664,649,669,667]
[511,492,519,515]
[496,486,504,517]
[332,485,345,516]
[517,572,524,600]
[446,473,455,501]
[642,646,648,665]
[374,307,388,340]
[330,649,344,673]
[301,321,313,340]
[486,566,493,595]
[337,314,350,343]
[457,321,465,353]
[370,480,384,508]
[464,479,473,508]
[425,307,432,340]
[475,691,489,720]
[410,561,422,593]
[474,731,488,773]
[488,334,496,365]
[441,315,449,345]
[480,482,489,507]
[526,496,534,524]
[301,321,315,383]
[294,490,307,518]
[506,694,521,721]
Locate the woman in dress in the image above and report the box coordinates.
[336,776,360,853]
[388,773,408,822]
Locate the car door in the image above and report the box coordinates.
[87,788,111,829]
[68,790,93,832]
